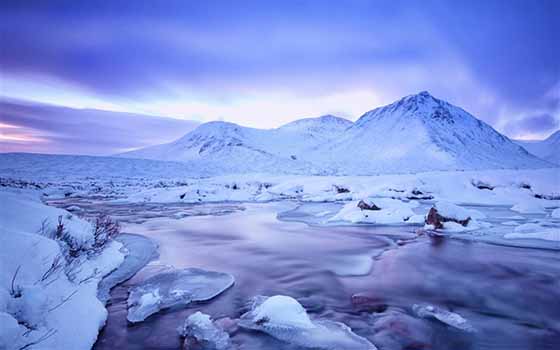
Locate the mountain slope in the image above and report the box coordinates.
[305,91,550,174]
[119,116,353,174]
[516,131,560,165]
[119,92,550,175]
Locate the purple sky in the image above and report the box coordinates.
[0,0,558,154]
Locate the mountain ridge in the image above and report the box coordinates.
[119,92,552,175]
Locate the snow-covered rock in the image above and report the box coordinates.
[239,295,376,350]
[127,268,234,323]
[329,198,419,225]
[179,312,231,350]
[412,304,475,332]
[424,201,488,232]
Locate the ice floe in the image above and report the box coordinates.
[412,304,475,332]
[127,268,234,323]
[239,295,376,349]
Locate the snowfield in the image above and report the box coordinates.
[0,190,125,350]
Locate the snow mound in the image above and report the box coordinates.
[412,304,475,332]
[329,198,419,225]
[179,311,231,350]
[127,268,234,323]
[433,201,472,221]
[511,200,546,214]
[239,295,376,350]
[504,223,560,242]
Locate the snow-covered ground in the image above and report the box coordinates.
[0,189,126,350]
[0,148,558,349]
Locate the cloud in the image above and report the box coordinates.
[0,98,199,155]
[0,0,558,134]
[503,113,559,139]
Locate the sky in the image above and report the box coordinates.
[0,0,559,154]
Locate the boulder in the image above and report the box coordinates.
[425,207,470,230]
[357,200,381,211]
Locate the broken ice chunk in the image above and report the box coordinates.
[239,295,376,350]
[412,304,475,332]
[179,311,231,350]
[127,268,234,323]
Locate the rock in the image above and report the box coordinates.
[357,200,381,211]
[425,207,470,230]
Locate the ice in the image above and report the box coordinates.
[412,304,475,332]
[504,223,560,242]
[127,268,235,323]
[511,200,546,214]
[97,233,159,304]
[552,208,560,219]
[239,295,376,350]
[179,311,231,350]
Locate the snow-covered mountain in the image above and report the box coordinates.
[307,91,550,174]
[119,115,353,174]
[120,92,551,174]
[516,131,560,165]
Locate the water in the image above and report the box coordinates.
[49,199,560,349]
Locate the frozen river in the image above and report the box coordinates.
[48,199,560,349]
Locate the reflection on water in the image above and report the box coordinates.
[51,200,560,349]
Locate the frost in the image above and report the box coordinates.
[239,295,376,350]
[179,311,231,350]
[412,304,475,332]
[127,268,234,323]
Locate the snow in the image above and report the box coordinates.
[511,200,546,214]
[251,295,315,329]
[117,92,550,175]
[552,208,560,218]
[97,233,158,304]
[126,268,235,323]
[0,188,125,350]
[329,198,419,225]
[433,201,473,221]
[412,304,475,332]
[504,223,560,242]
[179,312,231,350]
[239,295,376,350]
[516,130,560,165]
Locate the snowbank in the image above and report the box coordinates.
[0,189,125,350]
